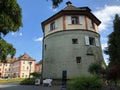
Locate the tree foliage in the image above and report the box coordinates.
[105,14,120,80]
[30,72,41,78]
[48,0,63,8]
[0,39,16,63]
[88,63,103,75]
[108,14,120,63]
[0,0,22,36]
[0,0,22,62]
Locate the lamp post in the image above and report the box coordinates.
[29,61,32,78]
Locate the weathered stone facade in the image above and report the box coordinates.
[41,2,105,79]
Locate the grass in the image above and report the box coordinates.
[0,78,24,84]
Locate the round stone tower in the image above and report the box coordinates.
[41,1,105,79]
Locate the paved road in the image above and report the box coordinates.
[0,82,61,90]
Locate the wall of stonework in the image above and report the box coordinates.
[42,30,104,79]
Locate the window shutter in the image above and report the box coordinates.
[67,16,71,24]
[79,16,83,24]
[47,24,50,32]
[89,19,92,27]
[55,20,58,28]
[95,38,99,46]
[85,36,89,45]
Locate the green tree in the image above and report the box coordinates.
[105,14,120,82]
[48,0,63,8]
[88,63,103,75]
[30,72,41,78]
[0,0,22,62]
[107,14,120,64]
[0,0,22,36]
[0,39,16,62]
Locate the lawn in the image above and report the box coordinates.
[0,78,24,84]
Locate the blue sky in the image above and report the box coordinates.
[4,0,120,63]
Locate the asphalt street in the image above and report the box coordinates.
[0,82,61,90]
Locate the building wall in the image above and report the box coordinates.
[0,54,38,78]
[20,60,35,78]
[36,63,42,73]
[12,60,20,77]
[43,30,104,79]
[0,63,4,77]
[44,15,99,37]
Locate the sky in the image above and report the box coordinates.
[3,0,120,63]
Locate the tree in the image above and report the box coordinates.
[105,14,120,83]
[30,72,41,78]
[0,39,16,63]
[48,0,63,8]
[88,63,103,75]
[0,0,22,62]
[0,0,22,36]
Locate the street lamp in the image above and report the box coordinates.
[28,61,32,78]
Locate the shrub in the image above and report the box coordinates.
[20,78,35,85]
[67,76,103,90]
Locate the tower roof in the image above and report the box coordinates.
[41,2,101,32]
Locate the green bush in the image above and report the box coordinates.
[67,76,103,90]
[20,78,35,85]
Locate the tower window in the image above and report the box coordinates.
[72,39,78,44]
[71,16,79,24]
[45,44,47,50]
[89,37,95,45]
[50,21,55,30]
[85,36,97,46]
[76,57,81,64]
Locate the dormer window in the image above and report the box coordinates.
[50,21,55,30]
[71,16,79,24]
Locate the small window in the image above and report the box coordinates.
[27,66,29,70]
[76,57,81,64]
[50,21,55,30]
[5,68,7,71]
[89,37,95,45]
[45,44,47,50]
[71,16,79,24]
[90,20,95,29]
[22,73,24,77]
[72,39,78,44]
[23,61,25,64]
[0,64,2,66]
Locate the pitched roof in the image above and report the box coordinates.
[19,53,35,61]
[6,57,18,63]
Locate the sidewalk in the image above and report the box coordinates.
[0,82,61,90]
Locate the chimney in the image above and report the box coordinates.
[66,1,72,6]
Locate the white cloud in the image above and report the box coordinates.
[34,37,43,42]
[19,33,23,36]
[48,6,58,12]
[11,32,23,37]
[93,5,120,31]
[11,32,15,35]
[101,43,108,50]
[101,37,108,41]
